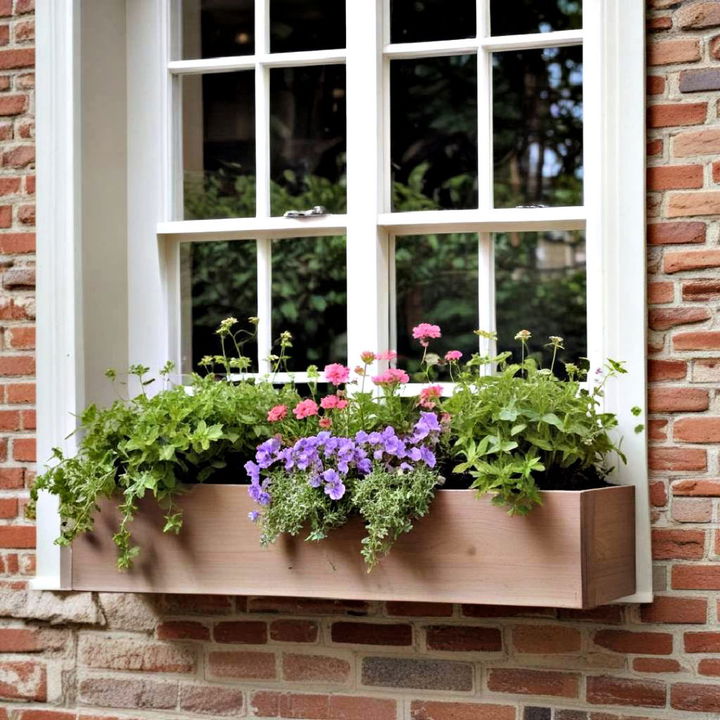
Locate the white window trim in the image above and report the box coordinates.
[34,0,650,604]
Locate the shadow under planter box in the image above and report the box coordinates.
[72,484,635,608]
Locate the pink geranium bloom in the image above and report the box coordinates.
[320,395,339,410]
[445,350,463,362]
[375,350,398,361]
[293,399,319,419]
[336,399,348,410]
[372,368,410,386]
[323,363,350,385]
[412,323,441,347]
[267,404,287,422]
[360,351,375,364]
[319,417,333,429]
[419,384,442,409]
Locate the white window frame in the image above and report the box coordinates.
[34,0,650,603]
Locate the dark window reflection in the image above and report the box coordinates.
[391,0,475,43]
[270,65,346,216]
[495,230,586,369]
[182,0,254,59]
[491,0,582,35]
[493,46,583,208]
[391,56,477,211]
[271,0,345,53]
[271,236,347,369]
[181,240,259,373]
[182,72,256,220]
[396,234,478,380]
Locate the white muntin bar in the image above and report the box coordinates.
[481,29,583,53]
[384,38,479,60]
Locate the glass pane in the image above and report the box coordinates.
[495,230,586,369]
[181,240,258,374]
[493,46,583,208]
[271,236,347,369]
[270,65,346,216]
[391,56,478,211]
[391,0,475,44]
[182,0,254,59]
[182,72,256,220]
[395,234,478,380]
[491,0,582,36]
[270,0,345,53]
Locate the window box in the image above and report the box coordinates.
[71,483,635,608]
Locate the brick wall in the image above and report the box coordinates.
[0,1,719,718]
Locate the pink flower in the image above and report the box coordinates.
[319,417,333,429]
[267,405,287,422]
[336,399,348,410]
[293,399,319,419]
[354,365,365,376]
[376,350,398,361]
[419,384,442,409]
[412,323,441,347]
[360,351,375,364]
[324,363,350,385]
[320,395,339,410]
[445,350,463,362]
[372,368,410,386]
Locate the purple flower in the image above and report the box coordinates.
[248,511,260,522]
[325,480,346,500]
[244,460,260,483]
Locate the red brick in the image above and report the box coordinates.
[0,1,10,17]
[593,630,673,655]
[683,280,720,301]
[512,625,580,654]
[0,660,45,701]
[649,307,710,330]
[80,636,195,673]
[411,701,516,720]
[0,356,35,378]
[671,497,712,522]
[714,159,720,184]
[668,192,720,218]
[487,668,579,698]
[647,76,666,95]
[0,232,34,253]
[7,327,34,350]
[12,438,35,462]
[156,621,209,641]
[675,416,720,443]
[0,410,20,431]
[648,359,686,381]
[0,49,33,69]
[633,658,681,673]
[649,447,706,472]
[0,177,19,196]
[0,95,26,117]
[462,605,554,618]
[672,478,720,496]
[712,34,720,61]
[426,625,502,652]
[178,685,244,716]
[270,619,318,643]
[16,0,33,13]
[678,2,720,29]
[673,564,720,589]
[247,596,368,615]
[649,481,668,507]
[671,682,720,712]
[331,621,411,646]
[665,249,720,274]
[675,331,720,351]
[648,221,705,245]
[282,653,351,683]
[0,628,66,653]
[647,281,673,304]
[6,383,34,404]
[19,712,75,720]
[653,528,705,560]
[0,525,34,548]
[0,498,17,519]
[386,601,453,617]
[208,651,276,680]
[647,164,703,190]
[648,15,672,31]
[252,692,397,720]
[647,138,663,157]
[684,632,720,652]
[2,146,33,169]
[648,420,668,442]
[648,38,700,65]
[586,676,666,708]
[698,659,720,676]
[648,387,708,412]
[674,128,720,156]
[213,621,267,644]
[0,468,23,488]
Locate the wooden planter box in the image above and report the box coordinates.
[72,484,635,608]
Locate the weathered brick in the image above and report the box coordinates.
[78,677,177,710]
[671,497,713,523]
[79,636,195,673]
[648,281,674,304]
[648,38,700,65]
[331,621,411,646]
[671,682,720,712]
[411,701,516,720]
[653,528,706,560]
[586,676,666,708]
[675,416,720,443]
[684,631,720,652]
[362,657,473,692]
[213,620,267,644]
[677,2,720,29]
[680,68,720,93]
[0,660,45,701]
[672,478,720,496]
[282,653,351,683]
[649,447,706,471]
[593,630,673,655]
[426,625,502,652]
[683,280,720,301]
[512,625,580,654]
[650,480,668,507]
[487,669,579,698]
[673,128,720,156]
[178,684,244,716]
[649,307,709,330]
[252,692,396,720]
[207,651,276,680]
[672,564,720,589]
[647,164,703,190]
[269,619,318,643]
[668,191,720,218]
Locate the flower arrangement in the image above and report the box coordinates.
[29,318,641,570]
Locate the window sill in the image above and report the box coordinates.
[70,484,635,609]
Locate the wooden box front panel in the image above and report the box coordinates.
[71,485,635,608]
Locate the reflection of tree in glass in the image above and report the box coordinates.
[490,0,582,36]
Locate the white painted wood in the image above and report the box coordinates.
[32,0,80,590]
[480,29,583,52]
[158,215,348,242]
[168,48,346,75]
[384,38,479,60]
[380,207,586,234]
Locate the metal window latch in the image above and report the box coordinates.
[283,206,328,219]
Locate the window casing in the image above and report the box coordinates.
[35,0,650,601]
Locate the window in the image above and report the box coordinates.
[35,0,649,601]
